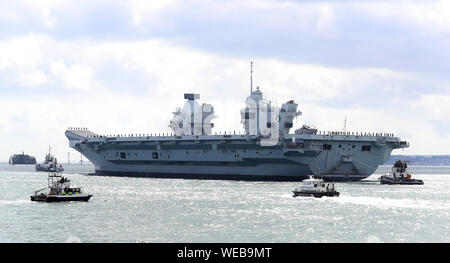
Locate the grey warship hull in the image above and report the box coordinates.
[65,66,408,181]
[66,129,408,181]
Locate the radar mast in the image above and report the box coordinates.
[250,61,254,94]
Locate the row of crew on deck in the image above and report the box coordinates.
[87,131,246,138]
[68,127,88,131]
[84,130,395,139]
[321,131,395,137]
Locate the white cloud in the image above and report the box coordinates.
[18,70,47,86]
[0,0,61,28]
[415,94,450,121]
[356,0,450,35]
[129,0,176,25]
[50,62,100,90]
[0,34,43,70]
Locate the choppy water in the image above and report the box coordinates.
[0,163,449,243]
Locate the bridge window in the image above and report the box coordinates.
[120,152,126,159]
[152,152,158,159]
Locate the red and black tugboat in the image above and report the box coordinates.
[379,160,424,185]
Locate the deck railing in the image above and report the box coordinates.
[68,127,396,139]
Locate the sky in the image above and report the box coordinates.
[0,0,449,162]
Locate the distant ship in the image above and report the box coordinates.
[65,63,409,181]
[35,147,64,172]
[9,153,37,165]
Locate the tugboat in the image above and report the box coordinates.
[30,172,92,202]
[35,147,64,172]
[379,160,424,185]
[293,176,340,198]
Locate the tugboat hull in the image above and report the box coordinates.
[292,191,340,198]
[380,177,424,185]
[35,166,64,172]
[30,194,92,202]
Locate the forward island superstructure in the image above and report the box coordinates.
[65,64,409,181]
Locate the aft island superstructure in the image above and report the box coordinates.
[66,64,409,181]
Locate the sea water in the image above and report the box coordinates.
[0,163,449,243]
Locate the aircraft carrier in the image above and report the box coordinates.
[65,64,409,181]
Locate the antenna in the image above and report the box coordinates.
[343,116,347,132]
[250,61,253,94]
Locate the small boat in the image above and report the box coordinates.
[293,176,340,198]
[35,147,64,172]
[30,172,92,202]
[379,160,424,185]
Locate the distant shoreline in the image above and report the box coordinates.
[388,155,450,166]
